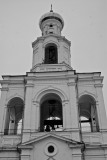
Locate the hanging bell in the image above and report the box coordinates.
[45,125,50,132]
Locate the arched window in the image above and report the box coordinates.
[79,95,99,132]
[4,97,24,135]
[44,44,58,64]
[40,93,63,132]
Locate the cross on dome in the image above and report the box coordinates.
[50,4,53,12]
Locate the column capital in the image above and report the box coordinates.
[62,100,69,106]
[32,101,39,107]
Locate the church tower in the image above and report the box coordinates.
[0,8,107,160]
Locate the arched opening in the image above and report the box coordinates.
[44,44,58,64]
[40,93,63,132]
[4,97,24,135]
[79,95,99,132]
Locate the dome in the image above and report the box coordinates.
[39,10,64,30]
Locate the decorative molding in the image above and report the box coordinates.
[6,93,24,105]
[94,84,103,88]
[33,86,68,103]
[79,90,97,101]
[67,82,76,86]
[42,39,60,48]
[25,84,34,87]
[44,143,58,157]
[1,87,9,91]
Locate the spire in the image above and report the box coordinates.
[50,4,53,12]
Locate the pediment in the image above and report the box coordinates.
[18,133,82,149]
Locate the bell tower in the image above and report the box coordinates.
[31,8,72,72]
[0,7,107,160]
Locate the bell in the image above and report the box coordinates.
[45,125,50,132]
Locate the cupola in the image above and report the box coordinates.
[39,6,64,36]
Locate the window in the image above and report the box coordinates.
[44,44,58,64]
[50,24,53,27]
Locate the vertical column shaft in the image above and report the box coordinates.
[23,81,33,141]
[0,87,8,134]
[62,100,71,129]
[31,101,40,131]
[68,82,79,129]
[95,84,107,131]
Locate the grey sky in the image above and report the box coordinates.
[0,0,107,108]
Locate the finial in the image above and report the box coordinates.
[50,4,53,12]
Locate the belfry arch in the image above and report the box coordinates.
[79,94,99,132]
[40,93,63,132]
[4,97,24,135]
[44,43,58,64]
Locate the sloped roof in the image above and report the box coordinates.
[18,133,83,149]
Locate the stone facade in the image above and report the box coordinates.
[0,9,107,160]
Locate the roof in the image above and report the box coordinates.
[18,133,83,149]
[39,11,64,30]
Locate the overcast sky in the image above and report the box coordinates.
[0,0,107,109]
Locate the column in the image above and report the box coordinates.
[22,81,34,142]
[0,87,8,135]
[31,101,40,132]
[95,84,107,144]
[62,100,71,130]
[68,82,80,141]
[3,106,9,135]
[95,84,107,131]
[68,82,79,129]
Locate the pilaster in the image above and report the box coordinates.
[23,81,34,142]
[0,87,8,134]
[62,100,71,129]
[67,82,79,129]
[67,82,80,141]
[95,84,107,131]
[31,101,40,131]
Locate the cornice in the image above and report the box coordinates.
[0,146,17,151]
[94,84,103,88]
[25,84,34,87]
[32,34,71,47]
[25,73,77,82]
[1,87,9,91]
[85,144,107,149]
[0,80,25,85]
